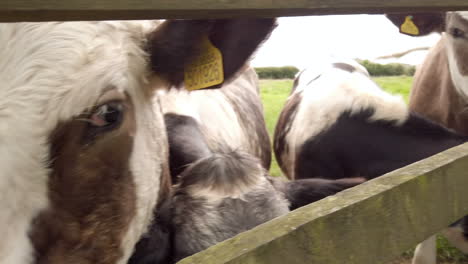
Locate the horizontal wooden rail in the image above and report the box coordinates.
[178,143,468,264]
[2,0,468,22]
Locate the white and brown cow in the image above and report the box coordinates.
[274,59,468,263]
[386,12,468,264]
[386,12,468,133]
[0,18,276,264]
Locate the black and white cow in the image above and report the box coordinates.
[0,18,278,264]
[274,59,468,263]
[130,105,364,264]
[159,65,272,179]
[274,60,467,181]
[130,148,290,264]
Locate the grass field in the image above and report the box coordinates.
[259,76,468,263]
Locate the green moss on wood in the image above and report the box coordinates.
[178,143,468,264]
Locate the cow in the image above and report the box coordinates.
[130,107,364,264]
[0,18,278,264]
[385,12,468,134]
[385,12,468,263]
[273,60,468,263]
[158,65,272,179]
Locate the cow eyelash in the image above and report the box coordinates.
[90,101,125,126]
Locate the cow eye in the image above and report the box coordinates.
[89,101,124,130]
[450,27,465,39]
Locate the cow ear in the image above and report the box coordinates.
[147,18,276,89]
[385,13,446,36]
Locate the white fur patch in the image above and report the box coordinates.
[284,60,408,178]
[457,11,468,21]
[446,47,468,99]
[159,87,247,150]
[158,67,259,154]
[119,95,166,264]
[295,58,370,94]
[0,21,165,264]
[445,14,468,100]
[412,235,437,264]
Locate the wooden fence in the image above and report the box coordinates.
[2,2,468,263]
[179,143,468,264]
[2,0,468,22]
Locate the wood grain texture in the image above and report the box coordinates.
[177,143,468,264]
[1,0,468,22]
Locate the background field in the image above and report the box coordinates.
[259,76,468,263]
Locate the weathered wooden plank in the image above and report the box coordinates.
[1,0,468,22]
[178,143,468,264]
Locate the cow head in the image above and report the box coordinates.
[0,18,276,264]
[386,12,468,97]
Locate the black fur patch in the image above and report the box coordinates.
[332,62,356,73]
[209,19,276,86]
[128,199,174,264]
[164,113,212,182]
[147,20,211,86]
[462,216,468,240]
[295,108,468,180]
[280,177,365,210]
[274,91,302,175]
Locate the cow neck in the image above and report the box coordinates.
[411,36,468,135]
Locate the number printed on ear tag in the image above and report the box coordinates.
[401,16,420,36]
[184,36,224,90]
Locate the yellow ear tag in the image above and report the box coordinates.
[401,16,420,36]
[184,36,224,90]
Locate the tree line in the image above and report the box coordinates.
[255,60,416,79]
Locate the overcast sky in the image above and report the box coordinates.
[251,14,441,69]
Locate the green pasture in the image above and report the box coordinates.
[259,76,468,263]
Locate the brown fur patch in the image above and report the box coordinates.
[158,159,172,204]
[274,91,303,179]
[453,43,468,76]
[29,99,137,264]
[453,41,468,76]
[290,74,301,94]
[410,36,468,134]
